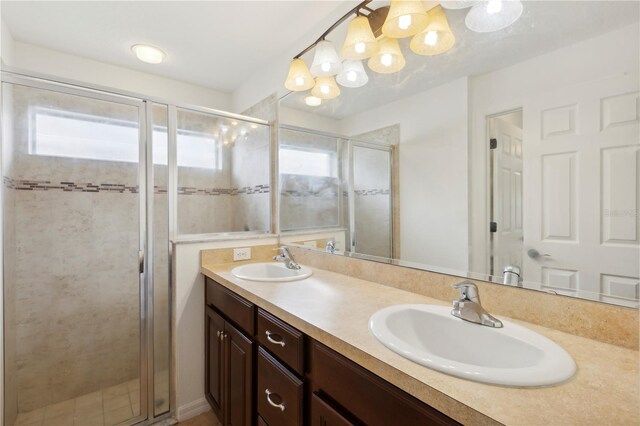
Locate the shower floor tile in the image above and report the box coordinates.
[13,371,170,426]
[13,380,139,426]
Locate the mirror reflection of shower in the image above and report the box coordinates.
[278,125,396,259]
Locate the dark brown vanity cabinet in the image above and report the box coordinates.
[205,281,255,426]
[205,277,459,426]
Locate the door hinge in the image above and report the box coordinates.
[489,138,497,149]
[490,222,497,233]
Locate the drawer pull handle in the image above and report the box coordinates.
[265,389,286,412]
[265,330,286,347]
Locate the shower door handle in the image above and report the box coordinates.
[139,250,144,274]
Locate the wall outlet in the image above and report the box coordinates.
[303,240,318,248]
[233,247,252,261]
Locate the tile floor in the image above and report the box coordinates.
[177,410,219,426]
[13,374,169,426]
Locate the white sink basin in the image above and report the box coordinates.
[369,304,576,387]
[231,262,313,282]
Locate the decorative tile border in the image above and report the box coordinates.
[280,189,339,197]
[3,177,269,196]
[13,179,139,193]
[354,189,391,196]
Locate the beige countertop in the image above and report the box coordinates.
[201,263,639,426]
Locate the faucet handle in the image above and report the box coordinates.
[452,281,480,304]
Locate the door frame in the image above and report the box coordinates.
[486,108,524,277]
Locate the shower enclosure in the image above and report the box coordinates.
[1,71,270,426]
[278,125,394,258]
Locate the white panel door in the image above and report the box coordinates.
[523,72,639,305]
[491,118,523,276]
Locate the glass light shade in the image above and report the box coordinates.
[382,0,430,38]
[284,59,315,91]
[465,0,524,33]
[410,6,456,56]
[440,1,479,10]
[310,40,343,77]
[336,60,369,88]
[131,44,165,64]
[311,76,341,100]
[368,38,406,74]
[341,16,380,60]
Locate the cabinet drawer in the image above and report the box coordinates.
[257,347,303,426]
[206,277,254,335]
[311,393,355,426]
[257,416,269,426]
[257,308,304,375]
[310,341,460,426]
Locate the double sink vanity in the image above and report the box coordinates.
[201,246,638,425]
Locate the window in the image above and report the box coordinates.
[279,146,336,177]
[30,107,220,169]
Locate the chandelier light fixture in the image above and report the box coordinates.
[336,60,369,88]
[283,0,524,104]
[311,76,341,99]
[382,0,430,38]
[341,15,380,60]
[410,5,456,56]
[310,40,343,76]
[368,38,406,74]
[465,0,524,33]
[284,58,315,91]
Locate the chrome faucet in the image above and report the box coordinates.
[273,247,301,270]
[451,281,503,328]
[326,240,336,253]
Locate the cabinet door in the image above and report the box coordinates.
[225,321,254,426]
[206,307,225,419]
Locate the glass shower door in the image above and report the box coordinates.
[2,80,147,426]
[350,143,393,258]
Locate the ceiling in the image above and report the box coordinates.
[2,1,638,118]
[282,0,640,119]
[1,0,347,92]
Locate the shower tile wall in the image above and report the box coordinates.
[176,108,271,235]
[230,122,270,232]
[177,108,233,235]
[240,93,278,233]
[4,85,142,413]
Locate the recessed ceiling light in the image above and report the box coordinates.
[131,44,166,64]
[305,96,322,107]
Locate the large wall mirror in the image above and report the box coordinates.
[278,0,640,308]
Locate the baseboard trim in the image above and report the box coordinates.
[176,397,210,422]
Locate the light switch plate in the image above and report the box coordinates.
[233,247,251,261]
